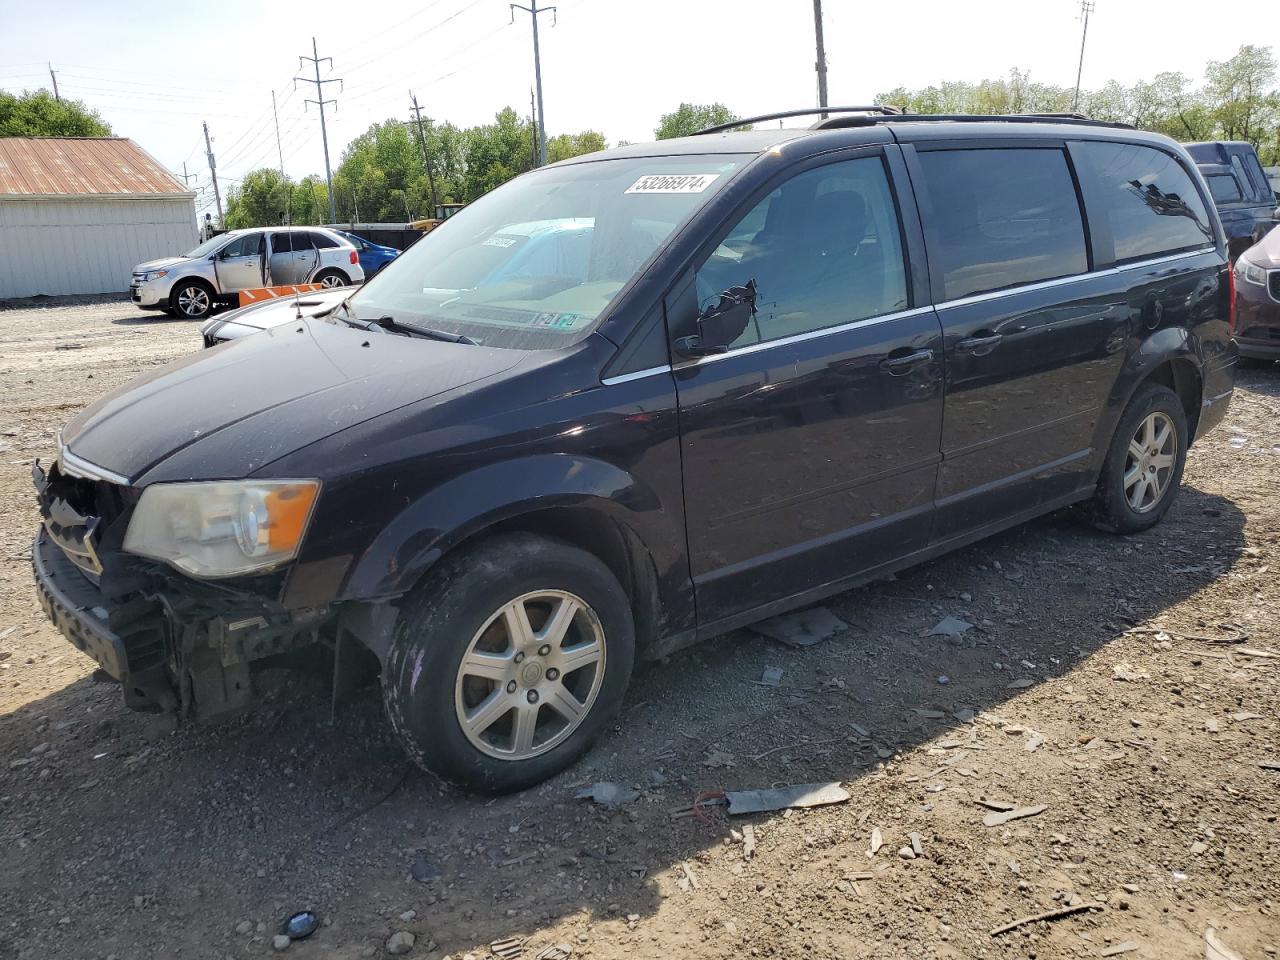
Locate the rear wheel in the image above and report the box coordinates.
[1086,384,1188,533]
[169,280,214,320]
[314,269,348,288]
[382,533,635,793]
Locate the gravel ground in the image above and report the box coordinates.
[1,295,1278,960]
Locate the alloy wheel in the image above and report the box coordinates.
[454,590,606,761]
[176,286,210,317]
[1123,411,1177,514]
[320,274,345,288]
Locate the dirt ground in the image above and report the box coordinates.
[1,295,1278,960]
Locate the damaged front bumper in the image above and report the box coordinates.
[31,458,346,719]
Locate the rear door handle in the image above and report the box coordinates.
[880,347,933,375]
[956,333,1003,355]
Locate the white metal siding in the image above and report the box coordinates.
[0,198,197,298]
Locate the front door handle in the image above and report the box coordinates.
[880,347,933,375]
[956,332,1003,355]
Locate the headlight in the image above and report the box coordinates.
[139,270,169,282]
[1242,262,1267,286]
[123,480,320,578]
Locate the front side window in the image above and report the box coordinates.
[1207,174,1243,204]
[221,233,260,258]
[694,156,909,347]
[1077,141,1214,262]
[917,148,1088,301]
[345,155,744,349]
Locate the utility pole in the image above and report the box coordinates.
[48,62,60,101]
[203,121,223,229]
[177,162,197,188]
[296,37,341,224]
[812,0,828,119]
[510,0,556,166]
[272,90,291,225]
[409,91,440,215]
[530,88,538,169]
[1073,0,1095,112]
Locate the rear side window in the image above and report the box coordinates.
[1244,153,1272,200]
[1207,174,1243,203]
[916,148,1088,301]
[1077,142,1214,262]
[270,232,294,254]
[310,232,339,249]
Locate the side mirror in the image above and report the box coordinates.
[1272,206,1280,221]
[675,280,757,358]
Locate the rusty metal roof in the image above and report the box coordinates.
[0,137,192,198]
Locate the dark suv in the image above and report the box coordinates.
[32,109,1236,792]
[1185,140,1280,260]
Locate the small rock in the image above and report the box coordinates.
[1204,718,1219,733]
[909,832,923,857]
[387,931,415,955]
[1190,841,1208,855]
[236,920,254,935]
[937,675,950,685]
[272,935,291,952]
[399,910,417,922]
[898,846,917,860]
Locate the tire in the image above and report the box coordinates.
[1086,383,1188,534]
[169,280,214,320]
[382,533,635,793]
[313,269,349,288]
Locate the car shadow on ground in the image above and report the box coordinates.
[0,485,1247,958]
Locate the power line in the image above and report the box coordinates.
[510,0,557,167]
[295,37,342,224]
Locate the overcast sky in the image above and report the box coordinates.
[2,0,1271,218]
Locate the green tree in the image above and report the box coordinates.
[462,107,536,200]
[0,89,111,136]
[546,130,606,163]
[223,168,293,229]
[655,103,747,139]
[1205,45,1278,146]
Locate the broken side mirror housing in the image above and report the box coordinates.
[675,280,757,358]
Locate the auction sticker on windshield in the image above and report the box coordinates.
[625,173,721,194]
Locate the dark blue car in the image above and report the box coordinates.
[336,231,400,277]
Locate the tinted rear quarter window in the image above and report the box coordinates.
[1206,174,1243,203]
[916,148,1088,301]
[1077,142,1214,262]
[310,232,339,249]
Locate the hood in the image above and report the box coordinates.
[134,255,192,273]
[61,317,525,484]
[1243,226,1280,268]
[205,289,349,333]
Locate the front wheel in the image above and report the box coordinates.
[169,280,214,320]
[1086,383,1188,534]
[382,533,635,793]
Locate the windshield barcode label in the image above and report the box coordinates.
[625,174,720,194]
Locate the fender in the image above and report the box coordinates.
[339,452,687,606]
[1092,328,1202,461]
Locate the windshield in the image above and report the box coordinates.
[344,155,745,348]
[184,233,236,258]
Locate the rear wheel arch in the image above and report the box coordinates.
[1141,357,1202,442]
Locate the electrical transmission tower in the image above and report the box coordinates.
[510,0,556,167]
[1073,1,1095,112]
[296,37,342,224]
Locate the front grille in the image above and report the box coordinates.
[33,459,133,584]
[1269,271,1280,302]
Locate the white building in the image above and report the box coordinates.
[0,137,197,299]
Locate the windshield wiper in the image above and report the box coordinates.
[348,312,477,345]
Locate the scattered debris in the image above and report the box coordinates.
[575,782,639,807]
[925,616,973,638]
[677,861,700,892]
[937,675,951,685]
[1205,719,1220,733]
[982,804,1047,828]
[1007,678,1035,689]
[702,750,737,769]
[386,932,415,956]
[989,902,1103,936]
[1190,841,1209,855]
[1206,927,1245,960]
[1258,760,1280,771]
[742,824,757,861]
[281,911,318,941]
[1025,731,1046,752]
[534,945,573,960]
[410,850,439,882]
[750,606,850,647]
[1237,647,1280,659]
[1100,941,1139,956]
[897,845,916,860]
[491,936,524,958]
[1231,712,1263,722]
[760,666,784,686]
[909,832,923,857]
[724,782,850,815]
[272,934,292,951]
[54,342,86,351]
[1112,663,1149,682]
[975,798,1016,812]
[869,827,883,855]
[912,708,946,719]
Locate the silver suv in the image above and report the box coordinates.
[130,226,365,320]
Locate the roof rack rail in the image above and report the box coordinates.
[694,105,902,136]
[811,111,1134,131]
